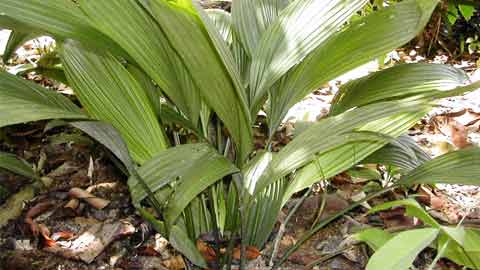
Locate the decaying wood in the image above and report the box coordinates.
[44,220,135,263]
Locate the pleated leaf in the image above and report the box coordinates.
[0,0,117,51]
[79,0,201,124]
[254,100,429,194]
[207,9,251,94]
[366,228,439,270]
[363,135,430,171]
[0,70,86,128]
[283,110,428,203]
[232,0,289,56]
[330,63,469,116]
[249,0,368,110]
[129,143,238,227]
[141,0,253,162]
[281,62,476,201]
[61,40,167,164]
[401,147,480,186]
[0,152,35,179]
[268,0,440,131]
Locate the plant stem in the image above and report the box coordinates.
[269,186,313,267]
[274,185,397,268]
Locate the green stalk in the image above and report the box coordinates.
[274,185,397,268]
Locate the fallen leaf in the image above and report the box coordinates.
[25,201,55,236]
[196,239,216,262]
[68,187,110,209]
[232,246,261,261]
[163,255,186,270]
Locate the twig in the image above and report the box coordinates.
[269,186,313,267]
[310,191,327,230]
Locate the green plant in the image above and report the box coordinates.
[356,196,480,270]
[0,0,479,269]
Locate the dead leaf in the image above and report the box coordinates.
[25,201,55,235]
[38,223,56,247]
[196,239,216,262]
[232,246,261,261]
[68,187,110,209]
[162,255,186,270]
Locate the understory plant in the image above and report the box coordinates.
[0,0,480,269]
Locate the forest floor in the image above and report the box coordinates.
[0,30,480,270]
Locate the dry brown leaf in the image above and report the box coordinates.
[68,187,110,209]
[196,239,217,262]
[232,246,261,261]
[163,255,186,270]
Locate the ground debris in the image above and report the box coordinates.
[44,219,135,263]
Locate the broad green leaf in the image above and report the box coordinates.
[129,143,239,226]
[232,0,289,56]
[401,147,480,186]
[268,0,440,131]
[0,152,35,179]
[242,151,273,194]
[363,135,430,171]
[447,2,459,25]
[245,178,286,247]
[282,63,477,201]
[0,0,118,52]
[79,0,201,124]
[355,228,393,251]
[170,224,207,268]
[283,110,428,203]
[207,9,234,45]
[139,0,253,162]
[368,199,439,228]
[206,9,251,93]
[61,40,167,164]
[126,64,162,120]
[366,228,439,270]
[0,70,86,128]
[255,100,429,194]
[330,63,468,116]
[164,154,239,225]
[249,0,369,110]
[439,228,480,269]
[459,4,475,20]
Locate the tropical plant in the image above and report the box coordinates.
[0,0,480,269]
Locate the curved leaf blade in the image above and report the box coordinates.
[0,152,35,179]
[366,228,439,270]
[61,40,168,164]
[268,0,440,131]
[250,0,368,109]
[401,147,480,186]
[0,71,86,128]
